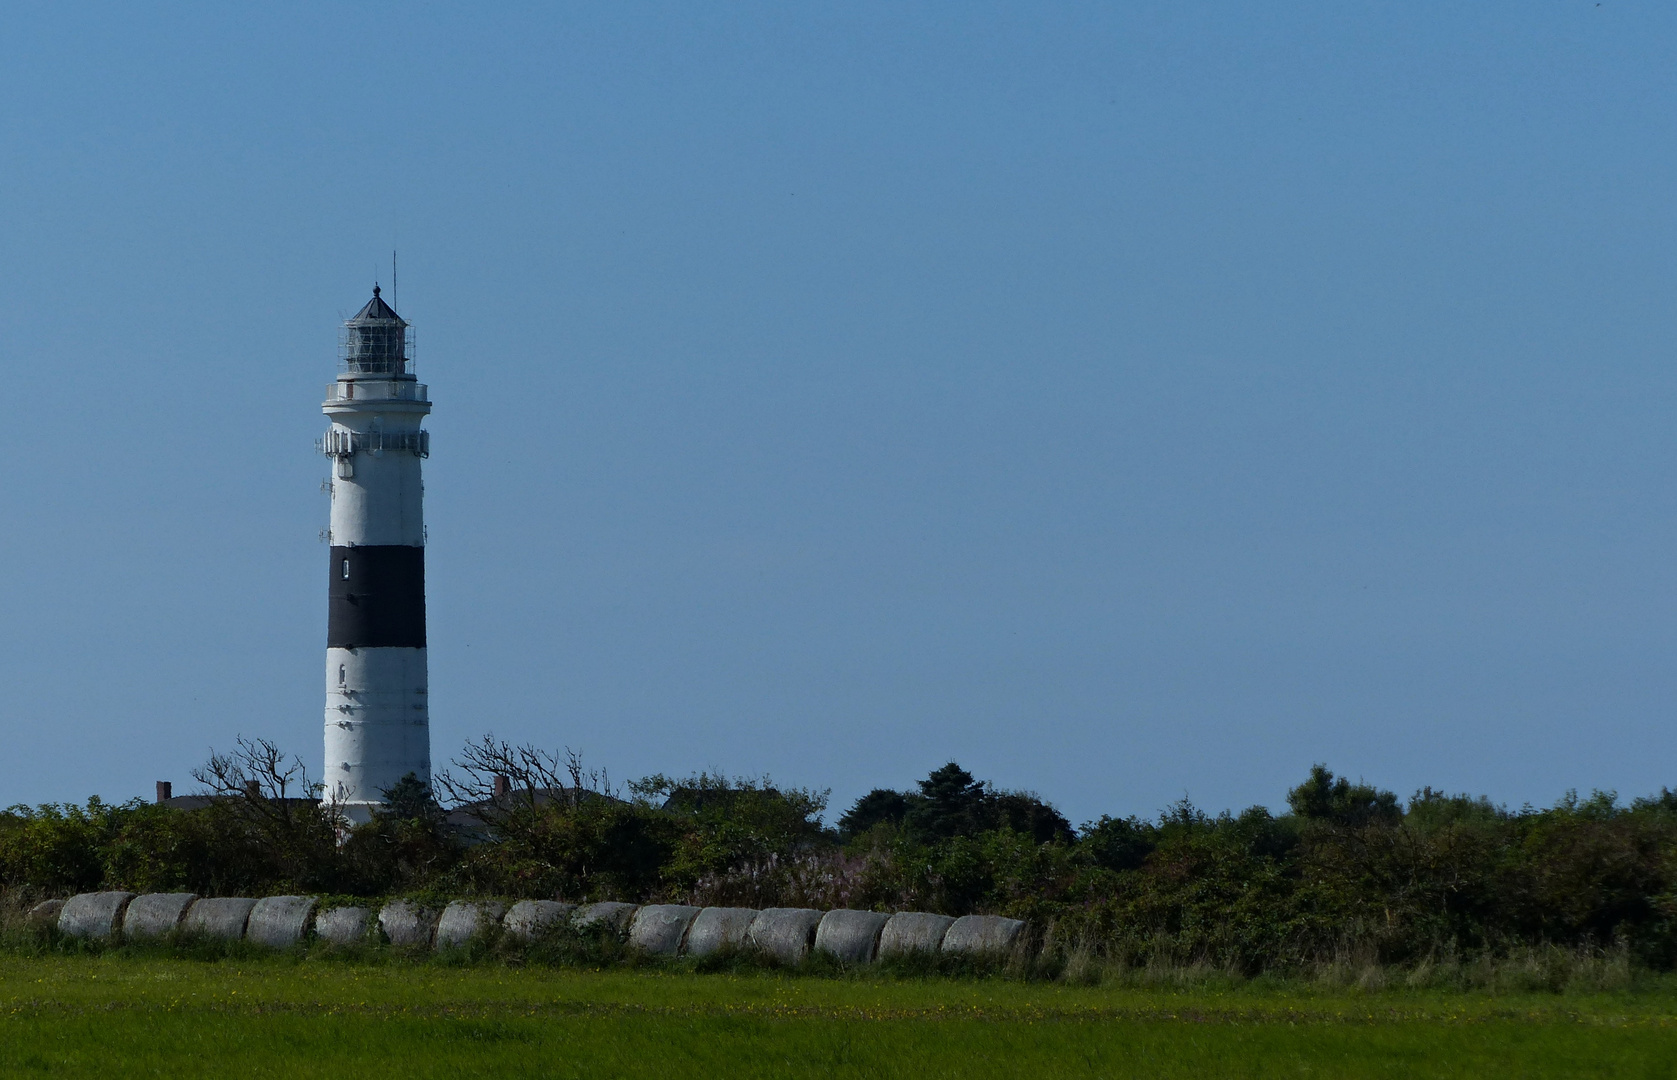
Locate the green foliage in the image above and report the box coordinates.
[837,789,908,840]
[1078,814,1156,872]
[8,751,1677,975]
[903,763,991,842]
[451,793,681,901]
[338,773,461,895]
[1287,764,1402,828]
[1404,787,1508,833]
[638,773,833,903]
[0,800,124,893]
[839,762,1072,847]
[98,802,224,894]
[380,773,442,823]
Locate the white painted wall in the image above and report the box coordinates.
[321,374,432,822]
[324,378,429,547]
[322,646,431,818]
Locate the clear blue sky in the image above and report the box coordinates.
[0,2,1672,824]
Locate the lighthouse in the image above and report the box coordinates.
[319,286,432,822]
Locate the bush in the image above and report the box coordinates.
[7,745,1677,975]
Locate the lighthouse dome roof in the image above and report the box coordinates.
[349,285,404,325]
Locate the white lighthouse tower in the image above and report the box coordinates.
[319,286,432,822]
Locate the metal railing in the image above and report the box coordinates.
[324,381,429,403]
[317,429,430,458]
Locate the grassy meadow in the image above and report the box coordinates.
[0,952,1674,1078]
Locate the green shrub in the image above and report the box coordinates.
[8,748,1677,974]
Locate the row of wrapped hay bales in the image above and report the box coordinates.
[46,892,318,946]
[37,892,1025,961]
[601,904,1023,963]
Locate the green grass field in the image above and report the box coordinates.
[1,954,1674,1078]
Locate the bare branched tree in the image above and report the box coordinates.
[434,734,614,823]
[186,737,344,890]
[191,736,335,831]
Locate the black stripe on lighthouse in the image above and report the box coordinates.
[328,545,427,649]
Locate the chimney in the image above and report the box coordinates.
[244,780,261,798]
[493,774,511,799]
[156,781,172,803]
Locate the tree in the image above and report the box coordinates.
[990,791,1074,844]
[1079,814,1156,872]
[848,763,1073,845]
[1287,764,1400,828]
[838,789,909,841]
[188,737,343,892]
[434,734,612,818]
[379,772,442,823]
[337,771,460,895]
[903,762,989,842]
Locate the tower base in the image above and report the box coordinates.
[321,645,430,814]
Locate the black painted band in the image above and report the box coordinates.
[327,545,426,649]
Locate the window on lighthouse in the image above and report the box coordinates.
[338,665,346,686]
[341,558,350,579]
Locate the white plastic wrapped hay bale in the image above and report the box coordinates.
[878,912,955,957]
[683,908,758,957]
[571,901,639,937]
[814,909,890,965]
[122,893,197,940]
[27,899,66,930]
[435,901,508,948]
[181,897,258,941]
[315,906,373,946]
[745,908,824,965]
[247,896,317,948]
[941,914,1026,955]
[627,905,701,956]
[379,900,439,947]
[58,892,135,940]
[503,900,575,942]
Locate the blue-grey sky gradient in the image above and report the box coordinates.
[1,2,1673,823]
